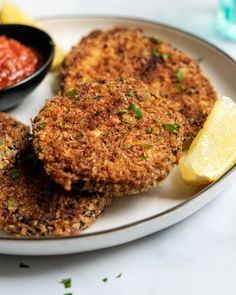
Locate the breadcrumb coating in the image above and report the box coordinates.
[33,79,184,195]
[0,112,29,170]
[61,27,217,146]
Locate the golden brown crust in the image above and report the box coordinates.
[0,112,29,170]
[33,79,184,195]
[0,149,112,237]
[61,27,217,145]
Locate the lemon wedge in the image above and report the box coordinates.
[179,96,236,186]
[0,1,65,70]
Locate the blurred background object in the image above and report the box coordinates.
[217,0,236,40]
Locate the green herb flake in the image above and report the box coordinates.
[127,90,135,97]
[116,272,122,278]
[94,110,101,116]
[162,123,180,134]
[188,117,195,124]
[65,89,77,97]
[198,56,204,63]
[60,278,71,289]
[188,87,196,94]
[64,293,73,295]
[78,133,84,139]
[176,67,184,82]
[7,200,16,208]
[146,127,153,134]
[11,168,19,180]
[167,112,172,117]
[118,108,128,115]
[175,83,184,92]
[102,277,108,283]
[151,48,160,58]
[38,122,46,129]
[94,95,102,100]
[66,89,80,101]
[142,143,154,148]
[162,53,169,61]
[140,155,149,161]
[129,104,144,119]
[150,35,162,43]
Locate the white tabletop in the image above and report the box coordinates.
[1,0,236,294]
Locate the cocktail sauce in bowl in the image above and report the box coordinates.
[0,24,54,111]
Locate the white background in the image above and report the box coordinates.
[1,0,236,294]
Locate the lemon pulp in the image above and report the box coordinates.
[179,96,236,185]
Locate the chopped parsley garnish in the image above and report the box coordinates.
[94,95,102,100]
[198,56,204,63]
[175,83,184,92]
[129,104,144,119]
[11,168,19,180]
[118,108,128,114]
[151,48,160,58]
[65,89,77,97]
[102,277,108,282]
[94,110,101,116]
[38,122,46,129]
[64,293,73,295]
[188,87,196,94]
[127,90,135,97]
[7,200,16,208]
[162,123,180,134]
[142,143,154,148]
[162,53,169,61]
[176,67,184,81]
[65,89,80,101]
[116,273,122,278]
[78,133,84,139]
[150,35,162,43]
[167,112,172,117]
[140,155,149,161]
[146,127,153,134]
[188,117,195,124]
[60,278,71,289]
[19,262,30,268]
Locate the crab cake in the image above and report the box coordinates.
[0,112,29,170]
[0,113,111,237]
[0,148,112,237]
[33,79,184,195]
[61,27,217,146]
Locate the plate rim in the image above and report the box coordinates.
[1,14,236,241]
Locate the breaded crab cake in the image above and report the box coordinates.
[61,27,217,146]
[0,112,29,170]
[0,114,111,238]
[33,79,184,195]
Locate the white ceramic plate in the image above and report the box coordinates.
[1,16,236,255]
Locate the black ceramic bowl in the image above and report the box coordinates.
[0,24,55,111]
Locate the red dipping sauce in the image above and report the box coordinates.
[0,35,39,89]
